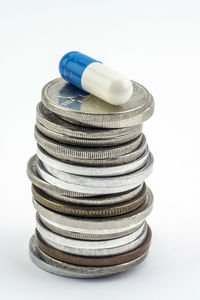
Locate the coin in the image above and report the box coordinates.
[36,134,147,167]
[36,120,142,147]
[42,150,149,179]
[27,155,93,197]
[36,102,142,139]
[32,183,147,217]
[55,135,147,167]
[32,183,143,207]
[38,213,145,240]
[33,189,153,231]
[29,235,149,278]
[36,153,153,194]
[34,126,143,160]
[35,225,151,267]
[37,145,149,177]
[41,78,154,128]
[36,215,148,256]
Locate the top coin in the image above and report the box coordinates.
[41,78,154,128]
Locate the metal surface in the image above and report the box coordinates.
[33,189,153,231]
[27,155,93,197]
[32,183,147,217]
[58,134,147,167]
[36,216,148,256]
[38,213,145,240]
[29,235,149,278]
[37,134,147,167]
[36,153,153,194]
[36,225,151,267]
[36,120,142,147]
[41,78,154,128]
[32,183,143,207]
[34,126,143,160]
[36,102,142,139]
[37,145,149,177]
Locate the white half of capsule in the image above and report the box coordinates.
[81,62,133,106]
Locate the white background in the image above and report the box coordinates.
[0,0,200,299]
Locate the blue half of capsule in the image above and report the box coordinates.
[59,51,101,90]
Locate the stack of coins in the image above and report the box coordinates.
[27,78,154,278]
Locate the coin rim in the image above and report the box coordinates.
[32,183,147,217]
[38,213,145,240]
[36,153,153,194]
[32,189,153,230]
[37,102,143,139]
[37,144,149,177]
[41,78,154,129]
[29,235,149,278]
[35,226,151,267]
[28,154,146,205]
[36,120,142,147]
[35,216,148,256]
[34,126,143,160]
[27,155,93,197]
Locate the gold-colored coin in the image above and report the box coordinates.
[32,183,147,218]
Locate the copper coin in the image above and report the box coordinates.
[32,183,147,218]
[35,226,152,267]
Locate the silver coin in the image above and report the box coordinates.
[37,145,149,177]
[28,155,144,205]
[36,120,142,147]
[36,216,147,257]
[34,126,143,160]
[27,155,93,197]
[38,134,147,167]
[29,235,149,278]
[35,133,147,168]
[36,153,153,194]
[36,102,142,139]
[40,155,147,184]
[41,78,154,128]
[33,189,153,231]
[59,134,147,167]
[38,184,144,206]
[38,213,145,240]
